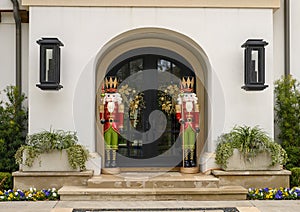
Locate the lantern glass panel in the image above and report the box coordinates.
[45,48,55,82]
[250,49,259,83]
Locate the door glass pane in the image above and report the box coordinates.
[158,59,171,72]
[130,58,143,74]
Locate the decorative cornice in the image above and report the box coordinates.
[22,0,280,9]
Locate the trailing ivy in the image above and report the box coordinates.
[15,129,89,170]
[0,86,28,172]
[66,144,89,170]
[274,75,300,169]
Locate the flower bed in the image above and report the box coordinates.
[0,188,59,201]
[248,187,300,200]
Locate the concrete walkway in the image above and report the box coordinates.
[0,200,299,212]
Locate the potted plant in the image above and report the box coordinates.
[15,129,89,172]
[215,126,288,171]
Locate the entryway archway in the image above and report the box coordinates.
[95,28,210,171]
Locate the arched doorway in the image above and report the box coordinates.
[95,28,210,170]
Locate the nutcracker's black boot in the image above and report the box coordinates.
[189,160,196,167]
[183,149,190,167]
[184,160,190,167]
[189,149,196,167]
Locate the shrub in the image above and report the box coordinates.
[0,86,28,172]
[0,172,12,190]
[290,167,300,188]
[274,75,300,169]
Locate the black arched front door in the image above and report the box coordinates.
[106,54,195,167]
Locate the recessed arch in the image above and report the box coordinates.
[94,27,212,168]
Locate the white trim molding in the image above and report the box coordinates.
[22,0,280,9]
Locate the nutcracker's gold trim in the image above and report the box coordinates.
[181,76,194,92]
[175,105,181,113]
[195,104,200,112]
[99,105,104,113]
[105,77,118,92]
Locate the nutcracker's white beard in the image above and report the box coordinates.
[107,102,115,113]
[185,102,193,112]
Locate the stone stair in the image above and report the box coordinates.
[58,172,247,201]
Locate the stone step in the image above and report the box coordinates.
[58,185,247,201]
[88,172,220,189]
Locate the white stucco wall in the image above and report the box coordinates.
[0,0,14,9]
[28,7,274,152]
[0,12,29,97]
[0,0,28,10]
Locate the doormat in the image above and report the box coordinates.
[73,208,239,212]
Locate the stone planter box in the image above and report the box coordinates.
[20,149,80,172]
[224,149,281,171]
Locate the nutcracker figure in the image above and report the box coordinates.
[99,77,124,168]
[176,76,200,168]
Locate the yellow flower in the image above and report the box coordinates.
[0,191,3,195]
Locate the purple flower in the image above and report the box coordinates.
[275,190,283,200]
[263,188,269,192]
[18,190,25,198]
[45,191,50,197]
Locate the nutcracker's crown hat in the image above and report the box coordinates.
[104,77,118,93]
[180,76,194,92]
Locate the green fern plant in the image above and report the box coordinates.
[215,126,288,169]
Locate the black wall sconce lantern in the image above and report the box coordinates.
[241,39,269,91]
[36,38,64,90]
